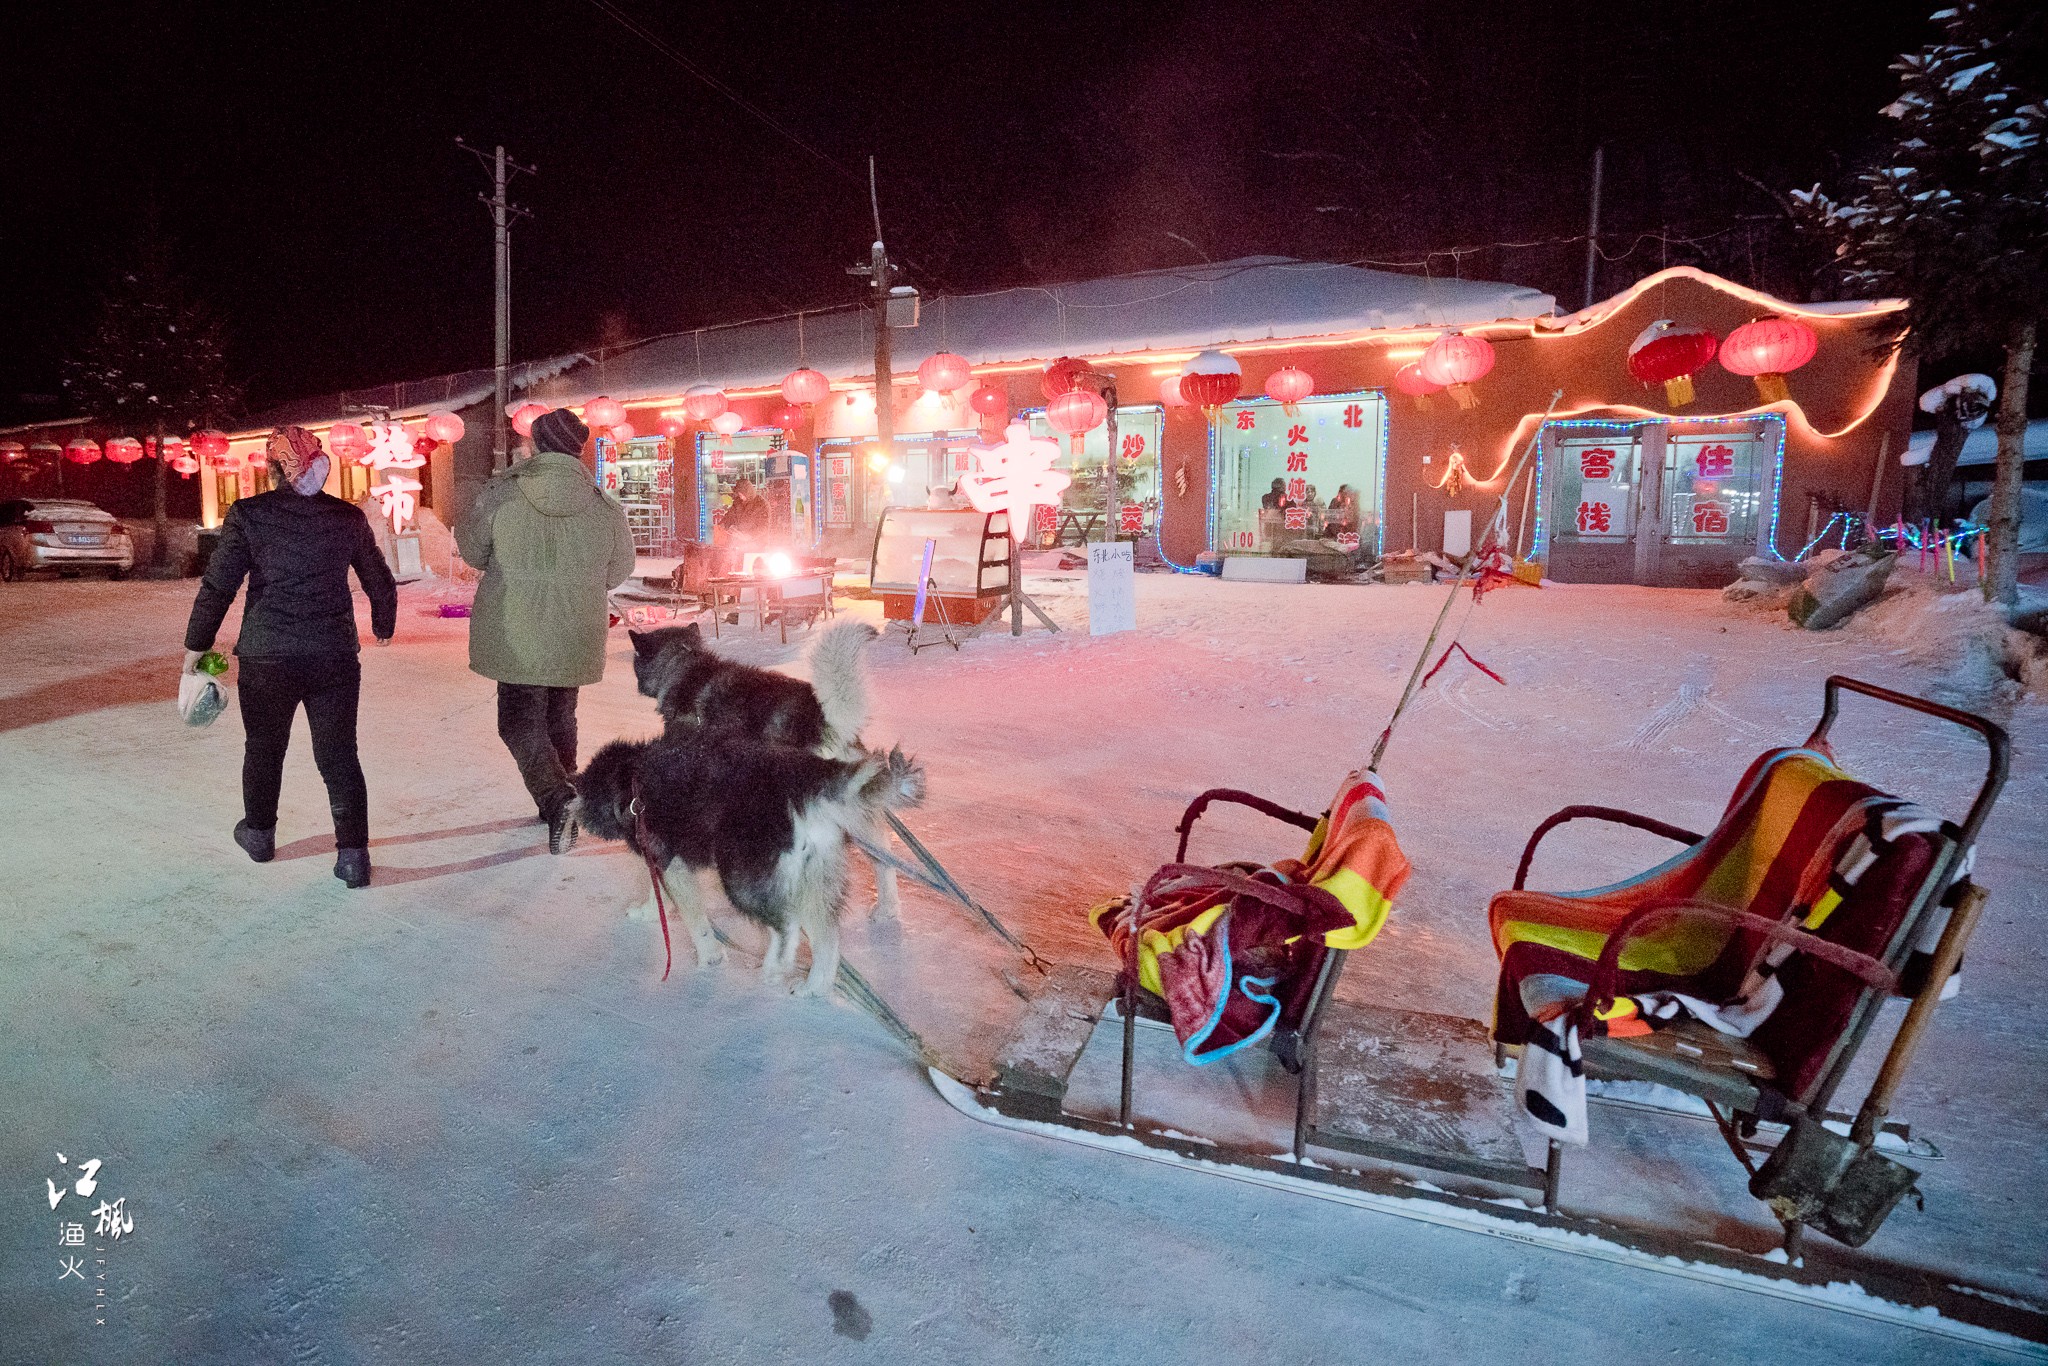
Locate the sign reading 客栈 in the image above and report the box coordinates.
[1087,541,1135,636]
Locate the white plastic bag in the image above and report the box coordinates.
[178,670,229,728]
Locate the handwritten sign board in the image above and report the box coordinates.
[1087,541,1135,636]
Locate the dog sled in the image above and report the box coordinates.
[932,673,2032,1343]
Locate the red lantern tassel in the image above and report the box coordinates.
[1662,375,1696,407]
[1753,373,1790,403]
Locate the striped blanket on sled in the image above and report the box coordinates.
[1091,770,1412,1065]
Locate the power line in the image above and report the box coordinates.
[578,0,863,190]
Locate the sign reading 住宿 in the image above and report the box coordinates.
[1087,541,1135,636]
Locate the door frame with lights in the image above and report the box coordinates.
[1538,414,1785,587]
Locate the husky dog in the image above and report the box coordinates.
[573,729,926,994]
[628,619,902,916]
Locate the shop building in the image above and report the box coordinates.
[224,258,1914,588]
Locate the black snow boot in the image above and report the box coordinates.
[547,804,579,856]
[234,820,276,863]
[334,848,371,889]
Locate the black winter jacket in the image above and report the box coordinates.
[184,490,399,657]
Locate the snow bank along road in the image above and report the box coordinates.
[1,572,2042,1363]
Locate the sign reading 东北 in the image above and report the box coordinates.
[1087,541,1135,636]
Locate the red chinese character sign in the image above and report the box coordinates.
[1692,500,1730,536]
[1694,444,1735,479]
[1283,506,1309,531]
[361,421,427,533]
[1579,448,1616,481]
[1118,502,1145,535]
[961,422,1071,544]
[1576,500,1614,535]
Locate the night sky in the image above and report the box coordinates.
[3,1,1939,421]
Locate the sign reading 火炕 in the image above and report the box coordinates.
[1087,541,1135,636]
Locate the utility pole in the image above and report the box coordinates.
[458,139,534,471]
[1582,144,1605,311]
[848,158,904,536]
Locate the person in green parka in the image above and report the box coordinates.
[455,407,635,853]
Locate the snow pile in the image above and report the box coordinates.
[1855,577,2048,705]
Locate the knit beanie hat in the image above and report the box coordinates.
[531,408,589,456]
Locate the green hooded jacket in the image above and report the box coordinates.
[454,450,636,687]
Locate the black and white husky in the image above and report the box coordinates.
[628,620,902,917]
[573,729,926,994]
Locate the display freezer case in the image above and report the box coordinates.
[867,507,1011,624]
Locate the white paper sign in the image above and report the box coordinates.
[1087,541,1136,636]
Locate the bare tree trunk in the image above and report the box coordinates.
[152,421,170,572]
[1983,317,2034,607]
[1923,402,1969,525]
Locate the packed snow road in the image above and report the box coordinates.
[2,569,2042,1363]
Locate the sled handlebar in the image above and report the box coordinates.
[1174,789,1321,863]
[1808,675,2009,849]
[1513,807,1705,891]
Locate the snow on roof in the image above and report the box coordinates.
[233,352,587,437]
[1905,417,2048,467]
[1536,265,1905,334]
[531,256,1557,405]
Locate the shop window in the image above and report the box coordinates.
[1212,394,1384,554]
[1549,436,1640,542]
[819,432,982,528]
[597,435,678,554]
[696,433,815,547]
[1023,407,1164,537]
[1664,433,1763,545]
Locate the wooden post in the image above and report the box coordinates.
[1864,432,1889,544]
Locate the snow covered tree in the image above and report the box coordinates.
[1789,2,2046,605]
[62,223,241,574]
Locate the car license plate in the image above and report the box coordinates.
[63,533,104,546]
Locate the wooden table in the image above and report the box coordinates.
[706,572,835,643]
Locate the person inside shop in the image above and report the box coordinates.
[1326,484,1360,537]
[725,477,772,544]
[455,407,636,856]
[1260,477,1287,511]
[1303,484,1327,536]
[182,426,398,890]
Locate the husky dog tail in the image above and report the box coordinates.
[808,620,879,753]
[852,745,926,817]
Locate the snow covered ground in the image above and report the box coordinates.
[2,565,2043,1363]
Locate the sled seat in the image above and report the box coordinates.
[1489,675,2007,1239]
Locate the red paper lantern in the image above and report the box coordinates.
[1178,350,1243,414]
[1159,375,1187,408]
[64,438,102,465]
[968,384,1007,418]
[508,403,548,438]
[683,385,727,423]
[917,352,972,395]
[192,429,231,460]
[412,435,438,460]
[104,437,144,464]
[782,368,830,406]
[609,422,637,443]
[1626,321,1719,408]
[329,422,369,458]
[1719,317,1819,403]
[1263,366,1314,411]
[710,410,745,437]
[423,411,466,444]
[1418,333,1495,409]
[0,440,24,461]
[1393,362,1440,395]
[1046,388,1107,454]
[171,454,199,477]
[1041,356,1088,399]
[656,415,688,439]
[583,396,627,429]
[769,403,802,432]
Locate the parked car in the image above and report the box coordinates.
[0,499,135,580]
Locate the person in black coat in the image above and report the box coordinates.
[183,426,398,888]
